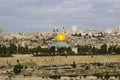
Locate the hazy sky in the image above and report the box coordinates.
[0,0,120,33]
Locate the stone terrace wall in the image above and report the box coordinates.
[0,55,120,66]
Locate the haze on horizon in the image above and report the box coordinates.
[0,0,120,33]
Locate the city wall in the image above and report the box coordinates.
[0,55,120,66]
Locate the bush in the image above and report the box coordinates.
[72,61,76,68]
[13,64,23,74]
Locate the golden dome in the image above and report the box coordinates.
[55,33,67,41]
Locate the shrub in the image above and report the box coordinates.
[13,64,23,74]
[72,61,76,68]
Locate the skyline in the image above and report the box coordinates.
[0,0,120,33]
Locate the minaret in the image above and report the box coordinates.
[56,28,58,32]
[53,28,58,32]
[118,25,120,33]
[53,28,55,32]
[62,26,65,33]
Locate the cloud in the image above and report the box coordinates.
[0,0,120,33]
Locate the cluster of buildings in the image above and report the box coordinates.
[0,26,120,50]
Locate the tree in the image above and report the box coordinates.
[99,44,108,54]
[114,46,120,54]
[77,45,83,54]
[77,45,93,55]
[57,47,66,56]
[91,47,99,54]
[0,45,6,54]
[13,64,23,74]
[7,43,17,54]
[49,46,56,55]
[72,61,76,68]
[108,45,116,54]
[18,46,28,54]
[66,47,73,55]
[0,45,12,57]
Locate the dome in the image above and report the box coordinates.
[48,41,70,48]
[48,33,74,48]
[55,33,67,41]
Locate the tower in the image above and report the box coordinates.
[62,26,65,33]
[72,25,77,32]
[53,28,59,32]
[118,25,120,33]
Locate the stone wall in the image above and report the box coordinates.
[0,55,120,67]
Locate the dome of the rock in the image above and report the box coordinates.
[55,33,67,41]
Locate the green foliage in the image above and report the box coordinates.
[108,45,120,54]
[57,47,66,54]
[13,64,23,74]
[29,46,41,53]
[99,44,108,54]
[108,45,116,54]
[0,45,6,54]
[18,46,28,54]
[56,47,73,56]
[72,61,76,68]
[0,42,120,56]
[30,46,51,56]
[77,45,93,55]
[49,46,56,52]
[96,62,103,66]
[7,43,17,54]
[85,66,90,70]
[31,44,120,56]
[66,47,72,54]
[91,47,99,54]
[77,44,120,55]
[49,75,60,79]
[31,46,74,56]
[0,45,12,57]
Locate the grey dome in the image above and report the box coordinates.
[48,41,70,48]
